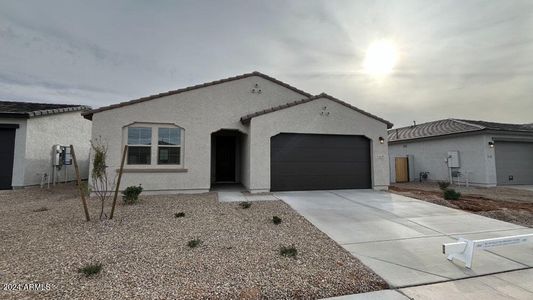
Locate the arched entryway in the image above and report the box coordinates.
[211,129,246,189]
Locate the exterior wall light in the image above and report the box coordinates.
[488,141,494,148]
[379,137,385,144]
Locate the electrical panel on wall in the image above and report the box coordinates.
[447,151,460,168]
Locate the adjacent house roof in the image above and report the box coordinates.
[0,100,90,119]
[240,93,394,129]
[82,71,313,120]
[388,118,533,142]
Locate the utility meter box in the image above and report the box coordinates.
[62,146,72,165]
[447,151,460,168]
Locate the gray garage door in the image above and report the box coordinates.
[495,141,533,185]
[271,133,371,191]
[0,128,16,190]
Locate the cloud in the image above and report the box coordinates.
[0,0,532,126]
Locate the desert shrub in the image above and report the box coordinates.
[438,181,450,190]
[280,245,298,258]
[174,212,185,218]
[239,201,252,209]
[78,263,102,277]
[122,185,143,204]
[444,189,461,200]
[272,216,282,225]
[187,239,202,248]
[32,207,49,212]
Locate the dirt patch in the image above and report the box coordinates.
[0,184,386,299]
[390,184,533,227]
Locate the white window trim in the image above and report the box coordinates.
[157,127,182,165]
[123,122,185,169]
[126,127,152,165]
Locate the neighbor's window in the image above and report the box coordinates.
[127,127,152,164]
[158,128,181,164]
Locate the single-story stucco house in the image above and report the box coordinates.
[388,118,533,186]
[82,71,393,194]
[0,101,92,190]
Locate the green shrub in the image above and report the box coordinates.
[438,181,450,190]
[78,263,102,277]
[32,207,49,212]
[444,189,461,200]
[280,245,298,258]
[239,201,251,209]
[187,239,202,248]
[272,216,282,225]
[174,212,185,218]
[122,185,143,204]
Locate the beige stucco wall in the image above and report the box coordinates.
[248,97,390,192]
[0,118,27,187]
[90,76,309,192]
[24,112,92,186]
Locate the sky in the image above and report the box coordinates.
[0,0,532,128]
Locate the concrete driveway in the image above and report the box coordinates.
[275,190,533,288]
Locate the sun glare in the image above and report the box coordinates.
[363,40,398,76]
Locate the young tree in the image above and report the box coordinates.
[90,137,114,220]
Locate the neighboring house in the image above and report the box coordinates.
[0,101,92,190]
[82,71,393,193]
[388,119,533,186]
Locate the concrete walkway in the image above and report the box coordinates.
[217,191,279,202]
[326,268,533,299]
[275,190,533,288]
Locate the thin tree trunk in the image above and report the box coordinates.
[71,145,90,221]
[110,145,128,219]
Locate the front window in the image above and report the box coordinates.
[125,124,184,167]
[127,127,152,164]
[158,128,181,164]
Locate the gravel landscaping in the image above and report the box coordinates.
[0,184,386,299]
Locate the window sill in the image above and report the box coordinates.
[118,168,188,173]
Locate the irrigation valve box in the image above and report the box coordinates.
[447,151,460,168]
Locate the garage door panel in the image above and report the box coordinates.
[495,142,533,185]
[0,128,16,190]
[271,133,371,191]
[271,162,371,176]
[272,147,369,162]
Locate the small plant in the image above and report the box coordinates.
[272,216,282,225]
[174,212,185,218]
[438,181,450,190]
[187,239,202,248]
[239,201,252,209]
[443,189,461,200]
[280,245,298,258]
[78,262,102,277]
[122,185,143,204]
[32,207,49,212]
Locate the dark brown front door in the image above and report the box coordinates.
[0,128,16,190]
[215,135,236,182]
[271,133,371,191]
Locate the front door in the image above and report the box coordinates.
[395,157,409,183]
[215,135,236,182]
[0,128,16,189]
